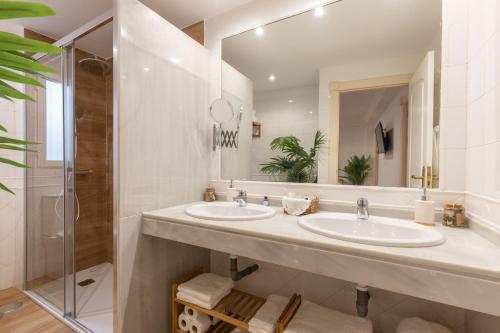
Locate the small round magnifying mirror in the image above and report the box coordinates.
[210,99,234,124]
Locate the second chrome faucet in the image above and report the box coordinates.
[357,198,369,220]
[233,190,248,207]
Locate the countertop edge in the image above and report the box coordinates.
[142,211,500,282]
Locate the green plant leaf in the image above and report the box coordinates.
[0,136,37,145]
[261,130,325,183]
[7,50,35,60]
[0,80,34,101]
[0,1,56,19]
[0,124,7,132]
[0,143,35,152]
[0,31,61,54]
[0,182,15,195]
[0,157,28,168]
[0,67,43,87]
[0,50,56,74]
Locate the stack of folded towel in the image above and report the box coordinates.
[284,300,373,333]
[396,317,452,333]
[177,273,234,309]
[248,294,290,333]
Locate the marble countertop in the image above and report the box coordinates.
[143,203,500,280]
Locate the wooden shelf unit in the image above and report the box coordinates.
[171,271,301,333]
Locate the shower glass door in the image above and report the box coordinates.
[25,44,77,319]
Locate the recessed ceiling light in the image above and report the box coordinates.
[315,6,325,16]
[170,57,180,64]
[269,75,276,81]
[288,99,294,103]
[308,111,313,114]
[143,67,150,72]
[256,26,264,36]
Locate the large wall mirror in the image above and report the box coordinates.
[220,0,442,188]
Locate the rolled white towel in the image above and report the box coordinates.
[178,273,234,304]
[282,196,311,216]
[284,300,372,333]
[396,317,452,333]
[248,294,289,333]
[177,289,231,310]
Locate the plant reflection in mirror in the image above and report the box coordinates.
[260,130,326,183]
[339,155,371,185]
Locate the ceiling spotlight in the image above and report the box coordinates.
[256,26,264,36]
[315,6,325,16]
[288,99,294,103]
[269,75,276,81]
[308,111,313,114]
[170,57,180,64]
[143,67,150,72]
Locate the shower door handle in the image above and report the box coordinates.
[75,169,93,175]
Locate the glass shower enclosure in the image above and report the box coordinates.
[24,16,113,333]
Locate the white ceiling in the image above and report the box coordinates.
[12,0,113,40]
[13,0,254,58]
[140,0,253,28]
[340,86,408,127]
[222,0,442,92]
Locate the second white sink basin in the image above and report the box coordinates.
[298,213,445,247]
[185,202,276,221]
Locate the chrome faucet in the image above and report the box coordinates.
[357,198,369,220]
[234,190,248,207]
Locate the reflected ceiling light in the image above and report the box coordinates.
[288,99,294,103]
[269,75,276,81]
[143,67,150,72]
[256,26,264,36]
[315,6,325,16]
[170,57,180,64]
[308,111,313,114]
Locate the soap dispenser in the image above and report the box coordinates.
[414,188,435,225]
[226,179,239,202]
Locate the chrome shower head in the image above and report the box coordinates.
[78,55,111,76]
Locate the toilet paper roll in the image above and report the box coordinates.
[211,316,220,326]
[178,313,191,332]
[185,305,200,319]
[189,314,211,333]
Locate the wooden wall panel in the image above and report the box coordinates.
[182,21,204,45]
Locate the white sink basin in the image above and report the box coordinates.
[298,213,445,247]
[185,202,276,221]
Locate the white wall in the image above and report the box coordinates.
[252,85,318,181]
[463,0,500,250]
[318,55,424,184]
[221,61,253,180]
[116,0,215,331]
[211,252,467,333]
[377,89,408,187]
[0,23,25,290]
[338,87,408,187]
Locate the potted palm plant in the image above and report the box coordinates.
[0,1,61,193]
[338,155,371,185]
[260,130,326,183]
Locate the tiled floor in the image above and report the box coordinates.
[0,287,74,333]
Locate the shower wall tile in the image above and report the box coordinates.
[116,0,216,331]
[0,23,25,290]
[74,48,112,271]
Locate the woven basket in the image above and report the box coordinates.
[283,196,320,216]
[304,196,320,215]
